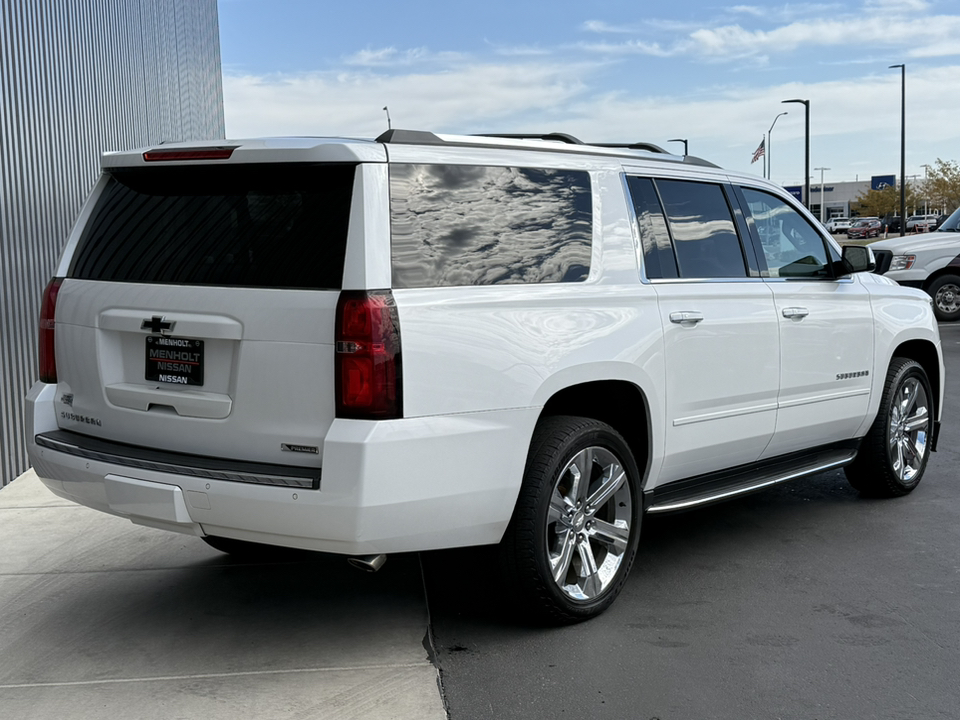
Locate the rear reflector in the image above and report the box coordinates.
[142,147,237,162]
[39,277,63,383]
[335,290,402,419]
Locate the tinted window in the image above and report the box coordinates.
[656,180,747,278]
[741,188,831,278]
[390,164,592,288]
[626,176,677,279]
[71,164,355,289]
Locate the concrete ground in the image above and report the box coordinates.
[0,470,446,720]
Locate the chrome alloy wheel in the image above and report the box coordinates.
[934,282,960,315]
[546,446,632,601]
[887,375,930,483]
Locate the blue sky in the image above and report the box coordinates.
[218,0,960,187]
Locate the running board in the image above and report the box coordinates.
[645,443,859,514]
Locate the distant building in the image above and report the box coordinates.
[0,0,224,485]
[784,176,902,219]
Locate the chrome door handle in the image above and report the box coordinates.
[669,311,704,325]
[782,307,809,319]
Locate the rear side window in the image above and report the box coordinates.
[71,164,355,289]
[625,176,678,280]
[656,180,747,279]
[390,164,592,288]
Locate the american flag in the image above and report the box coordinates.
[751,138,765,164]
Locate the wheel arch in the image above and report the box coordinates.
[537,379,653,491]
[921,265,960,291]
[890,338,942,420]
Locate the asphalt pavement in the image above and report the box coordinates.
[424,324,960,720]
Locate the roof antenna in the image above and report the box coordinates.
[383,106,392,130]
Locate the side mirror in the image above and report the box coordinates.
[840,244,876,275]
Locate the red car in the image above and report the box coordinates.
[846,218,881,239]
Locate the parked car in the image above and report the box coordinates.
[825,216,853,233]
[884,216,903,233]
[25,130,944,623]
[847,218,882,239]
[906,214,941,232]
[871,206,960,321]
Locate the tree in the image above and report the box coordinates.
[852,182,921,218]
[925,159,960,215]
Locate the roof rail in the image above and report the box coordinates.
[374,128,720,168]
[474,133,584,145]
[592,142,668,154]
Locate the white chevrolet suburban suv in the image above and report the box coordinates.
[26,130,944,623]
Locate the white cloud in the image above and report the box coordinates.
[223,63,592,138]
[577,1,960,61]
[582,20,636,34]
[576,39,679,57]
[343,47,466,67]
[865,0,930,10]
[223,60,960,182]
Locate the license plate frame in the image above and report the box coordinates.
[145,336,204,386]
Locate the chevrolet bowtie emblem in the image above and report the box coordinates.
[141,315,176,334]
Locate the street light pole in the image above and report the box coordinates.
[767,111,788,180]
[890,64,905,236]
[921,163,931,214]
[782,99,810,208]
[814,167,830,222]
[668,138,688,156]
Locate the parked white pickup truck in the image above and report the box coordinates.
[870,207,960,321]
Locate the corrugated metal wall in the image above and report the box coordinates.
[0,0,224,485]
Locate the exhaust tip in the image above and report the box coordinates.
[347,554,387,573]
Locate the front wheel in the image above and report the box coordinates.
[500,416,641,624]
[927,274,960,322]
[845,358,933,497]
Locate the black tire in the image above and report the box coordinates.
[499,415,642,624]
[927,274,960,322]
[845,358,933,497]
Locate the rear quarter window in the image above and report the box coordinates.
[389,164,593,288]
[70,163,355,290]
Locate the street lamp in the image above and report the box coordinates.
[766,111,788,180]
[668,138,688,156]
[814,167,830,222]
[921,163,931,214]
[782,99,810,208]
[890,64,905,236]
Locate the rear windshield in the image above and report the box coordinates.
[70,163,356,289]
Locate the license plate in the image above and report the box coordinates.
[145,336,204,386]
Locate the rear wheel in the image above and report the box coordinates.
[845,358,933,497]
[927,274,960,322]
[500,416,641,624]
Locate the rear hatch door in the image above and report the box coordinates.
[53,161,357,469]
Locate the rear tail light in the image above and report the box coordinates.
[335,290,402,419]
[39,277,63,383]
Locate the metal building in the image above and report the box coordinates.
[0,0,224,485]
